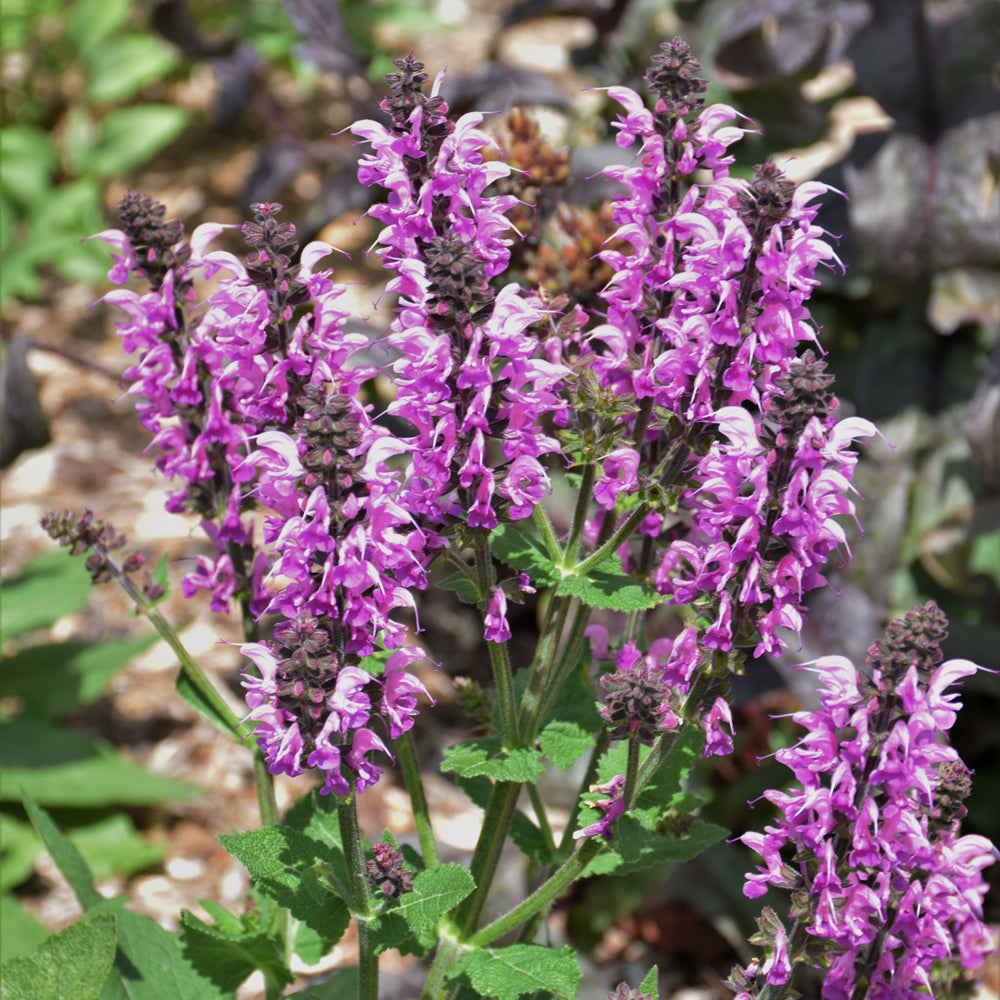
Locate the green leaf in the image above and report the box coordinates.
[79,106,188,178]
[90,903,230,1000]
[0,715,199,807]
[537,660,603,770]
[22,794,100,909]
[0,126,58,208]
[174,673,234,739]
[0,634,157,721]
[641,964,660,1000]
[86,34,179,103]
[0,813,38,891]
[581,816,728,877]
[219,827,351,955]
[65,0,130,55]
[68,813,165,881]
[368,863,475,955]
[457,777,553,865]
[179,910,292,994]
[448,943,581,1000]
[970,528,1000,588]
[556,558,666,612]
[0,912,117,1000]
[436,571,482,605]
[0,550,91,642]
[286,967,358,1000]
[283,789,353,893]
[440,738,545,783]
[0,894,49,965]
[489,525,561,587]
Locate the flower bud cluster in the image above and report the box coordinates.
[739,603,996,998]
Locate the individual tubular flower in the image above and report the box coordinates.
[573,774,627,842]
[738,603,997,999]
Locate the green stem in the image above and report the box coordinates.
[338,796,378,1000]
[114,572,252,742]
[563,464,595,561]
[457,781,522,936]
[515,594,571,734]
[525,783,557,856]
[396,730,440,868]
[474,535,519,747]
[465,837,604,948]
[622,736,641,808]
[532,502,563,562]
[421,933,465,1000]
[523,598,592,744]
[572,502,651,576]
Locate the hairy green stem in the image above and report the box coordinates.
[572,502,651,576]
[532,502,563,562]
[457,781,522,936]
[525,783,557,856]
[396,730,440,867]
[338,795,377,1000]
[465,837,604,948]
[563,464,596,561]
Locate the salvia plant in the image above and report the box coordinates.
[29,37,996,1000]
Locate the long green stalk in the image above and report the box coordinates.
[338,796,378,1000]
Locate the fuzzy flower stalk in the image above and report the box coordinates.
[566,38,877,685]
[734,602,997,999]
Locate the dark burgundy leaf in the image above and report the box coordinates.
[281,0,366,76]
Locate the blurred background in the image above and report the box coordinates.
[2,1,998,997]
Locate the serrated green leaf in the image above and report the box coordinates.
[0,634,157,721]
[489,525,561,587]
[219,827,350,954]
[368,863,475,955]
[80,106,188,178]
[0,912,116,1000]
[90,903,230,1000]
[283,789,353,893]
[556,558,666,612]
[537,661,603,770]
[581,816,728,877]
[440,738,545,783]
[457,777,554,865]
[86,34,179,103]
[22,794,100,909]
[1,716,199,807]
[0,550,91,642]
[640,964,659,1000]
[448,943,581,1000]
[179,910,292,994]
[0,894,49,965]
